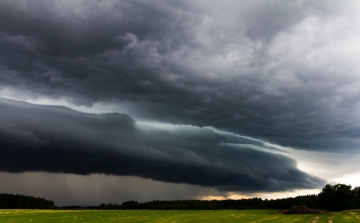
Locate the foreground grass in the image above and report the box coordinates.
[0,209,360,222]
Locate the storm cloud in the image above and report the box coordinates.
[0,0,360,204]
[1,0,360,153]
[0,98,323,192]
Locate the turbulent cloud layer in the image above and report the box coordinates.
[1,0,360,153]
[0,98,324,192]
[1,0,360,203]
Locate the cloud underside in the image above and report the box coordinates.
[1,0,360,197]
[0,98,324,192]
[1,1,360,153]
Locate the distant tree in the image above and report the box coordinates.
[318,184,356,211]
[353,187,360,209]
[0,193,55,209]
[121,200,138,206]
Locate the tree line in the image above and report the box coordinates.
[1,183,359,211]
[100,184,360,211]
[0,193,55,209]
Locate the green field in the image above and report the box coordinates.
[0,209,360,222]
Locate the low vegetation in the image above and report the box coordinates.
[279,206,328,214]
[0,209,360,222]
[0,183,360,223]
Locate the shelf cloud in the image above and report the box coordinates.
[1,0,360,205]
[0,98,323,192]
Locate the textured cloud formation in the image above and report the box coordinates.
[1,0,360,153]
[0,98,324,192]
[2,0,360,204]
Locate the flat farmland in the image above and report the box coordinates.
[0,209,360,222]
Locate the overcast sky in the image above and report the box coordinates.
[1,0,360,206]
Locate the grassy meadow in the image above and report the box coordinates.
[0,209,360,223]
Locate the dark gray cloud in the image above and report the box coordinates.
[2,1,360,203]
[1,0,359,154]
[0,98,324,192]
